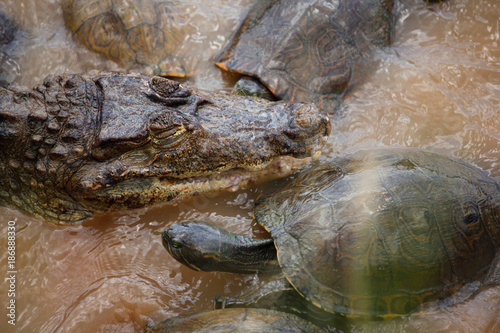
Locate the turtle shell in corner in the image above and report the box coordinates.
[214,0,396,112]
[254,149,500,317]
[63,0,190,76]
[146,308,324,332]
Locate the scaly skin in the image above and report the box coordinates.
[0,72,330,223]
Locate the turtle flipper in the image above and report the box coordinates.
[214,276,340,328]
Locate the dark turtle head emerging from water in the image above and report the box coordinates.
[162,221,280,274]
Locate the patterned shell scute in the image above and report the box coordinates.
[63,0,190,76]
[254,149,500,317]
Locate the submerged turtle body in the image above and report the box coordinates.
[254,149,500,317]
[63,0,190,76]
[214,0,396,112]
[164,149,500,319]
[0,11,24,85]
[146,308,324,332]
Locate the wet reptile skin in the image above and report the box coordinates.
[0,72,330,223]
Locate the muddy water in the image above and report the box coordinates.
[0,0,499,332]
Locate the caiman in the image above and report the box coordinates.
[0,72,330,224]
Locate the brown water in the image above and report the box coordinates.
[0,0,499,332]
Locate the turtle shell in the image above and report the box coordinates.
[0,11,18,46]
[146,308,324,332]
[63,0,190,76]
[214,0,396,113]
[254,149,500,317]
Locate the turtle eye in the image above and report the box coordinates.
[170,239,183,249]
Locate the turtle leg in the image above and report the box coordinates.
[214,276,345,331]
[214,276,295,310]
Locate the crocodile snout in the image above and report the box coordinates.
[289,103,331,139]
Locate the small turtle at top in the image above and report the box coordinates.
[63,0,191,76]
[163,149,500,323]
[145,308,325,332]
[214,0,397,112]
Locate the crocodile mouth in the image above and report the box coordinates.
[94,152,322,208]
[157,152,322,198]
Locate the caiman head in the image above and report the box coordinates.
[0,72,330,223]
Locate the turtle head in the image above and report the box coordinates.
[162,221,221,272]
[162,221,279,274]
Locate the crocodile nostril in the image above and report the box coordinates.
[292,104,314,129]
[291,103,331,136]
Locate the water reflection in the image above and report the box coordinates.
[0,0,499,332]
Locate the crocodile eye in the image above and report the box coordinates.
[151,124,189,149]
[149,111,192,149]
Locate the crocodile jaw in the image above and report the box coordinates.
[87,154,321,218]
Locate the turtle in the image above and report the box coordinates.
[163,148,500,321]
[0,10,24,85]
[63,0,190,76]
[145,308,325,332]
[214,0,397,112]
